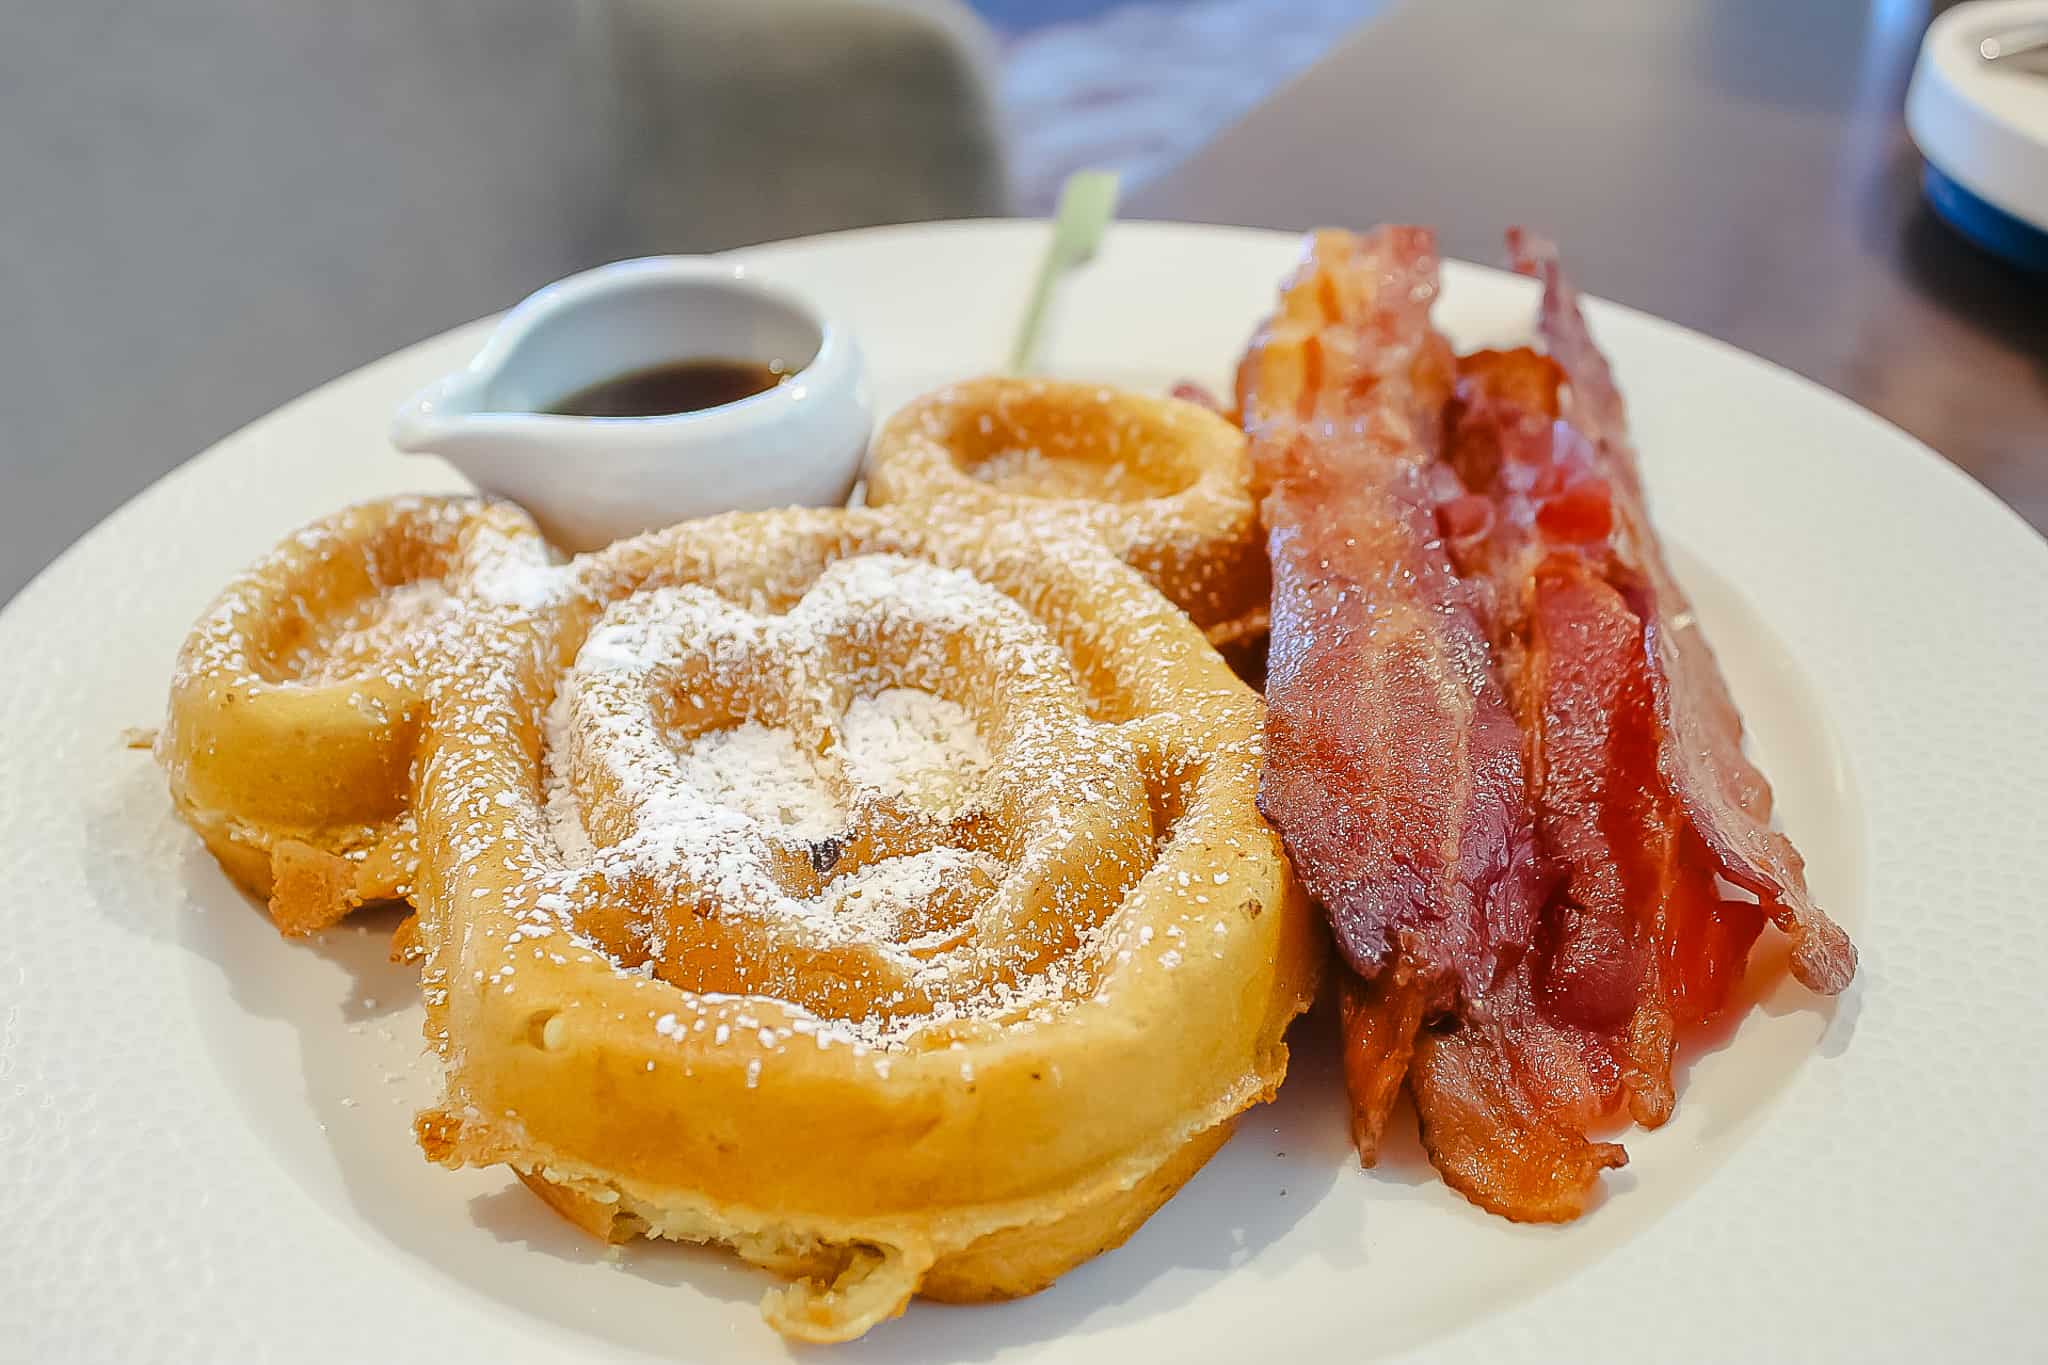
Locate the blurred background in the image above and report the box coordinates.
[2,0,2042,599]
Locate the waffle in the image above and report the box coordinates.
[165,497,1318,1341]
[865,378,1270,646]
[158,496,557,934]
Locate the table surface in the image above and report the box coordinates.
[1133,0,2048,533]
[7,0,2042,609]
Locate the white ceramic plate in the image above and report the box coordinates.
[6,222,2045,1363]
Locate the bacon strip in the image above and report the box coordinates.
[1337,967,1426,1161]
[1410,242,1841,1217]
[1410,356,1704,1211]
[1508,230,1856,995]
[1239,228,1548,1022]
[1242,227,1851,1218]
[1439,350,1768,1120]
[1411,964,1627,1223]
[1523,554,1763,1127]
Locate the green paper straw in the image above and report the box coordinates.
[1008,170,1120,374]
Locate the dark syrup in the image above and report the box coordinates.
[546,358,790,417]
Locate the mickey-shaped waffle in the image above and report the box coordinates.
[160,493,1319,1342]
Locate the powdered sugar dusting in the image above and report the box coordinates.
[165,495,559,697]
[483,546,1146,1049]
[466,519,573,611]
[675,721,845,837]
[295,581,456,685]
[839,688,988,814]
[541,688,599,866]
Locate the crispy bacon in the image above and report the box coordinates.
[1410,360,1692,1210]
[1337,967,1427,1160]
[1239,228,1548,1018]
[1407,240,1843,1216]
[1412,337,1771,1209]
[1508,230,1855,995]
[1411,963,1628,1223]
[1525,553,1763,1128]
[1438,351,1767,1118]
[1244,226,1854,1221]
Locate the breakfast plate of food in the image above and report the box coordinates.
[5,219,2044,1362]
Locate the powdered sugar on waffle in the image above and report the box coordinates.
[674,719,847,838]
[465,521,573,612]
[511,551,1121,1048]
[839,687,988,814]
[540,687,600,865]
[167,495,560,694]
[297,581,456,685]
[553,684,990,842]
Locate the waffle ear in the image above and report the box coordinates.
[867,377,1268,644]
[159,495,557,931]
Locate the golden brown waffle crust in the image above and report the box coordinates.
[408,505,1320,1342]
[484,1101,1240,1332]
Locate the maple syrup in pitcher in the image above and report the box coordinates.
[547,358,790,418]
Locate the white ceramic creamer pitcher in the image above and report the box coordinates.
[391,256,872,551]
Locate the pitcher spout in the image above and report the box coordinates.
[390,372,493,454]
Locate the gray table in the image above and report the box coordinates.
[1133,0,2048,532]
